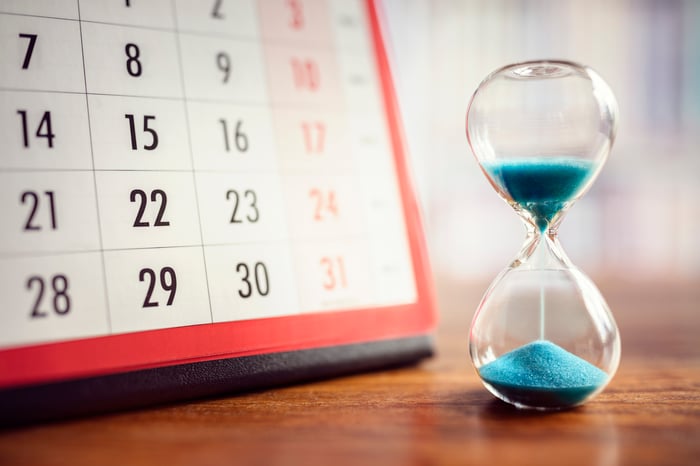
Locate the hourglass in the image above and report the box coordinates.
[466,60,620,410]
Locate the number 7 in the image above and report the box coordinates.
[18,33,38,70]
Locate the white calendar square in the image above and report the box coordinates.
[0,0,78,20]
[0,91,93,170]
[78,0,176,29]
[272,108,352,174]
[0,14,85,92]
[187,101,278,172]
[0,1,435,422]
[174,0,259,39]
[292,238,373,312]
[0,172,101,255]
[283,174,367,240]
[103,246,210,334]
[95,171,202,250]
[0,252,109,347]
[88,94,192,171]
[205,242,299,322]
[196,172,289,245]
[179,34,268,104]
[81,22,182,98]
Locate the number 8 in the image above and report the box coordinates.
[125,43,142,77]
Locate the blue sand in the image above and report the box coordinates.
[478,340,608,408]
[482,157,595,232]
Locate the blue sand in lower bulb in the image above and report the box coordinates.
[482,157,596,232]
[478,340,608,408]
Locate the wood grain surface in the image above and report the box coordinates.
[1,278,698,466]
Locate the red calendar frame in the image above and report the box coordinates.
[0,0,436,392]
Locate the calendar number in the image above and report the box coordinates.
[320,256,347,290]
[302,121,325,154]
[139,266,177,308]
[17,110,55,149]
[130,189,170,227]
[236,262,270,298]
[291,59,320,90]
[287,0,304,30]
[125,43,143,77]
[309,189,338,221]
[125,114,159,150]
[27,274,71,318]
[211,0,224,19]
[216,52,231,83]
[21,190,57,231]
[18,33,38,70]
[227,189,259,224]
[219,119,249,152]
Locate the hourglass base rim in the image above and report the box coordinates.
[480,379,607,410]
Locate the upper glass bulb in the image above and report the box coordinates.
[466,60,618,233]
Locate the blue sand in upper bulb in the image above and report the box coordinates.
[478,340,609,408]
[482,158,596,232]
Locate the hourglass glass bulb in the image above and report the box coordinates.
[466,60,620,410]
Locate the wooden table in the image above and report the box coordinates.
[1,278,698,466]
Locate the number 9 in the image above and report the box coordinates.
[217,52,231,83]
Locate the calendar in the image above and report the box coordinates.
[0,0,435,424]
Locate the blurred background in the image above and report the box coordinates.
[382,0,700,287]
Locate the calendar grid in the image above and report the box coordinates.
[75,0,113,333]
[0,87,364,110]
[0,234,370,258]
[0,0,418,350]
[171,0,216,324]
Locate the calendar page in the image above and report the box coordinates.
[0,0,435,419]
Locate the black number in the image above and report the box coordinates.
[125,43,142,77]
[219,119,248,152]
[139,268,157,307]
[139,267,176,308]
[151,189,169,226]
[130,189,149,227]
[27,274,70,318]
[52,275,70,314]
[17,110,55,148]
[236,262,269,298]
[27,276,45,318]
[130,189,169,227]
[227,189,259,223]
[125,114,158,150]
[21,190,57,231]
[19,33,38,69]
[211,0,224,18]
[125,0,131,6]
[253,262,270,296]
[216,52,231,83]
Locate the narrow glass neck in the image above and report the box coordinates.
[511,228,571,270]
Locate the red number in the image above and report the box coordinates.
[291,58,320,91]
[320,256,347,290]
[287,0,304,29]
[302,121,325,154]
[309,188,338,221]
